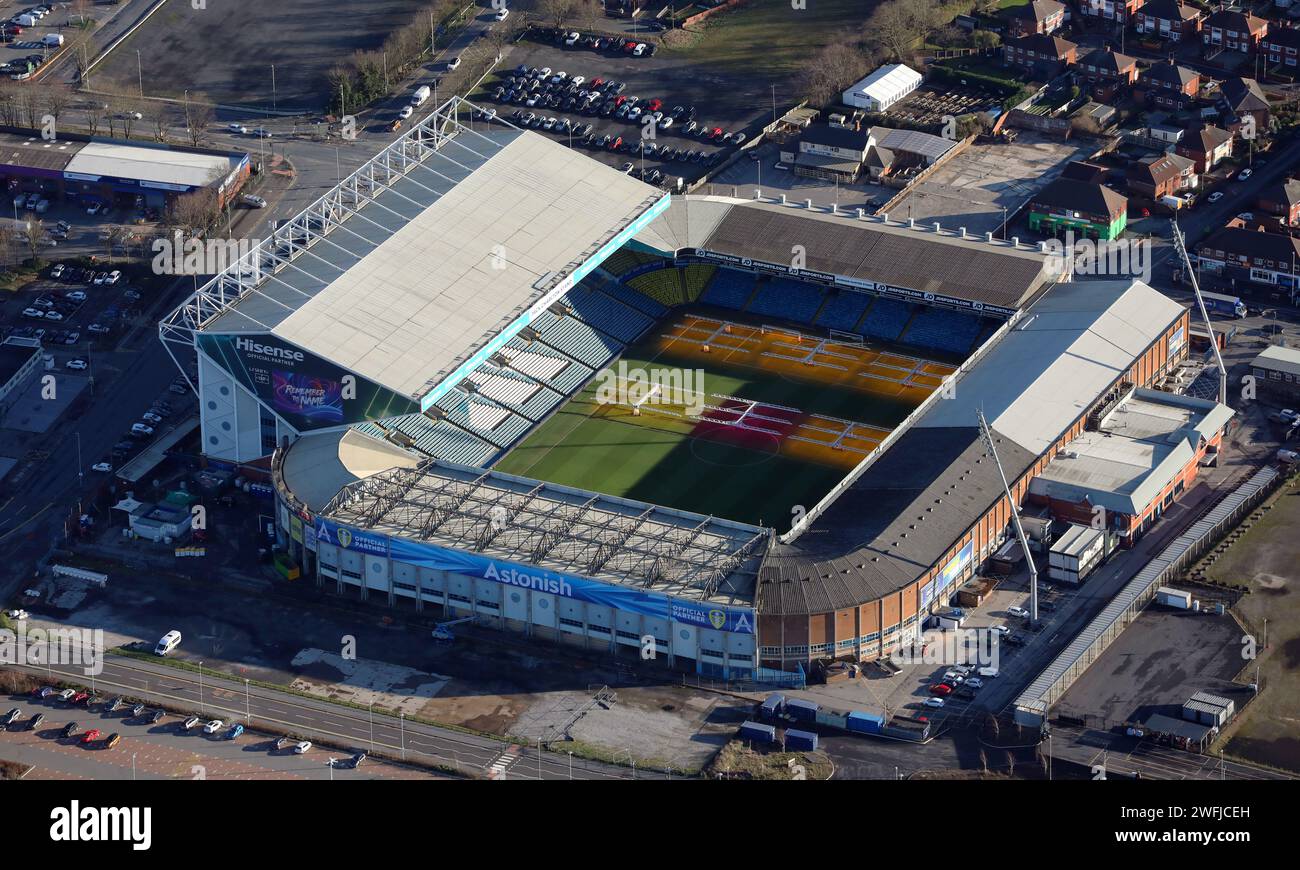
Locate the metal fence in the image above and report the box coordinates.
[1013,464,1283,726]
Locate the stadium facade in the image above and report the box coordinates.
[161,99,1226,679]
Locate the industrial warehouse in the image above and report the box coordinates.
[0,127,251,211]
[159,97,1231,681]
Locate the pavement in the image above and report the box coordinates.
[7,650,673,780]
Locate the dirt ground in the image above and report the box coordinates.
[1208,473,1300,772]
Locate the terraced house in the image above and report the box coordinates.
[1201,9,1268,55]
[1134,0,1203,42]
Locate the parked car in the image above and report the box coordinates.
[923,697,946,708]
[66,359,88,371]
[105,733,121,749]
[1007,606,1029,618]
[61,721,79,738]
[182,716,201,730]
[1207,191,1224,204]
[148,709,164,724]
[81,728,101,744]
[928,683,952,696]
[57,689,75,703]
[2,707,21,726]
[203,719,223,734]
[225,723,244,740]
[293,740,312,754]
[26,713,44,730]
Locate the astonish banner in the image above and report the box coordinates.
[315,517,754,634]
[197,333,419,432]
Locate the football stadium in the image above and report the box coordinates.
[160,98,1221,681]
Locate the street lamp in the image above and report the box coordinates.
[198,660,204,715]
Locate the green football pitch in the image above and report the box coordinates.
[493,338,920,530]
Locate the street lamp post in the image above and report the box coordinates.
[244,679,250,724]
[369,703,374,753]
[198,660,204,715]
[136,50,143,98]
[400,712,405,760]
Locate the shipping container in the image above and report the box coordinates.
[1155,586,1192,610]
[1048,524,1107,585]
[784,698,819,722]
[846,711,884,734]
[759,694,785,719]
[784,728,818,751]
[815,709,848,730]
[739,721,777,744]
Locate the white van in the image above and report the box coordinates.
[155,630,181,656]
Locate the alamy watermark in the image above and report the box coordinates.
[1043,230,1151,284]
[0,624,104,676]
[151,231,256,277]
[889,627,1001,671]
[593,362,706,417]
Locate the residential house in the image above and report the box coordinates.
[1128,153,1199,199]
[1003,33,1079,79]
[1028,178,1129,240]
[1263,25,1300,70]
[1075,48,1139,87]
[1175,124,1234,172]
[1076,0,1143,22]
[1257,179,1300,225]
[1060,160,1111,183]
[1195,225,1300,296]
[1006,0,1067,38]
[1134,0,1203,42]
[780,125,871,182]
[1219,76,1270,136]
[1136,62,1201,108]
[1202,9,1268,55]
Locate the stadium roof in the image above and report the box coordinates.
[758,279,1186,616]
[202,127,661,402]
[281,428,421,512]
[319,458,768,607]
[917,279,1186,456]
[638,197,1056,310]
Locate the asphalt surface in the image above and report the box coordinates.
[9,651,672,780]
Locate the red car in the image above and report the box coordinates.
[623,41,637,53]
[608,136,623,151]
[591,77,604,87]
[71,692,89,705]
[928,683,952,696]
[614,95,627,107]
[81,728,102,744]
[647,98,663,112]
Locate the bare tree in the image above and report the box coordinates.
[801,39,877,107]
[83,100,104,137]
[43,84,72,133]
[0,81,20,127]
[538,0,578,28]
[172,188,220,235]
[183,93,216,147]
[0,224,14,271]
[865,0,941,63]
[19,87,41,129]
[24,218,43,263]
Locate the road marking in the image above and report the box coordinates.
[486,745,521,779]
[0,501,53,543]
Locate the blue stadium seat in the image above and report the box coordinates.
[594,278,669,318]
[700,268,757,311]
[899,306,983,355]
[745,278,825,325]
[815,291,872,332]
[859,297,912,341]
[534,310,625,369]
[563,288,655,343]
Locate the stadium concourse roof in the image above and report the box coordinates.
[634,197,1056,311]
[202,127,660,403]
[758,279,1187,616]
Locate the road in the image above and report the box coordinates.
[9,651,673,780]
[1043,723,1295,781]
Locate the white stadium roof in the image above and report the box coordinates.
[202,126,661,402]
[917,279,1186,455]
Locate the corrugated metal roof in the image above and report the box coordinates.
[1251,344,1300,379]
[918,280,1185,455]
[0,134,84,171]
[694,200,1051,309]
[64,141,239,188]
[844,64,922,104]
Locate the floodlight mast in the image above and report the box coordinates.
[1170,219,1228,405]
[977,408,1038,623]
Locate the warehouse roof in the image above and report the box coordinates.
[64,141,242,189]
[0,133,84,172]
[868,126,955,163]
[1250,344,1300,378]
[203,127,661,402]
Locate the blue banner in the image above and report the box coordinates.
[314,518,753,633]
